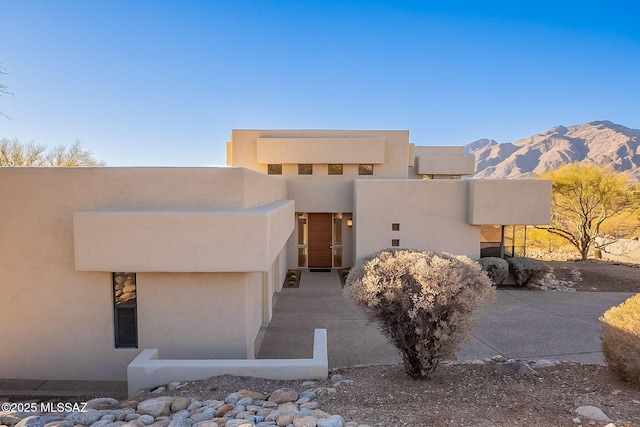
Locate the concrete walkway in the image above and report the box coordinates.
[257,269,636,366]
[257,270,400,367]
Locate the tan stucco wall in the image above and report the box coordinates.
[340,214,354,268]
[74,200,294,272]
[257,137,385,164]
[229,130,412,265]
[286,171,355,213]
[261,253,287,325]
[2,167,284,210]
[0,167,291,381]
[0,269,139,380]
[230,130,410,176]
[408,146,475,177]
[416,146,465,156]
[137,272,263,360]
[229,130,411,214]
[416,154,476,176]
[468,179,552,225]
[354,179,480,262]
[408,143,415,167]
[242,170,289,208]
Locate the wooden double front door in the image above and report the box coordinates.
[307,213,333,268]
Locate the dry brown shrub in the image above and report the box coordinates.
[600,293,640,385]
[344,249,495,379]
[478,257,508,285]
[507,257,550,287]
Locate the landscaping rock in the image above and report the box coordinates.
[66,410,103,426]
[213,404,234,418]
[496,361,538,376]
[166,417,190,427]
[137,397,176,418]
[293,417,316,427]
[238,390,264,400]
[86,399,120,411]
[2,375,358,427]
[276,414,293,426]
[316,415,344,427]
[268,388,299,404]
[170,398,190,413]
[136,416,154,426]
[16,416,47,427]
[575,406,611,422]
[43,421,73,427]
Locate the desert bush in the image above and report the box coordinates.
[600,293,640,385]
[478,257,509,285]
[507,257,550,287]
[344,249,495,378]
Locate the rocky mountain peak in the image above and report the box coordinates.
[465,121,640,181]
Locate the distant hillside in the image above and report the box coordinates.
[464,121,640,181]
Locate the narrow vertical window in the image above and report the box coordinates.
[328,164,343,175]
[297,214,308,267]
[267,164,282,175]
[114,272,137,348]
[358,164,374,175]
[298,164,313,175]
[333,213,343,268]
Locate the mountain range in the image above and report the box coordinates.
[464,120,640,181]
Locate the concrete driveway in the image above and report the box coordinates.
[257,270,635,366]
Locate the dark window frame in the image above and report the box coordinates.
[267,164,283,175]
[328,164,343,175]
[298,164,313,175]
[113,272,138,348]
[358,164,374,175]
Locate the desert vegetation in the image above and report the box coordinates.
[507,256,551,287]
[0,138,104,166]
[343,249,494,378]
[477,256,509,285]
[600,293,640,386]
[534,163,639,260]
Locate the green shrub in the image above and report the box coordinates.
[478,257,509,285]
[507,257,550,287]
[600,293,640,385]
[344,249,495,378]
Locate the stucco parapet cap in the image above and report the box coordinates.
[354,178,469,184]
[233,129,409,132]
[75,200,294,215]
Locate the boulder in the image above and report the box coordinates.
[268,388,299,404]
[137,397,176,418]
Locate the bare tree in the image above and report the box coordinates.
[0,138,104,167]
[45,141,105,166]
[0,64,12,119]
[0,138,47,166]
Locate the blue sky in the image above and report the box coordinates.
[2,1,639,166]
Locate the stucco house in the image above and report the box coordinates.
[0,130,551,381]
